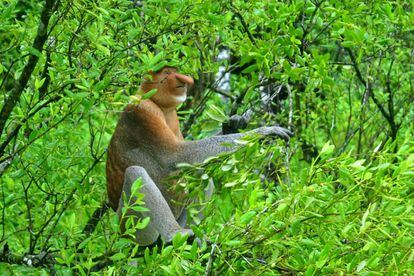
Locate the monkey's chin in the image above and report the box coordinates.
[173,94,187,103]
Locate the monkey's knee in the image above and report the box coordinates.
[121,166,153,198]
[124,166,149,185]
[134,224,160,246]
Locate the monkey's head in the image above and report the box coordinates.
[140,66,194,108]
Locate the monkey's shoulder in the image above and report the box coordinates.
[115,101,177,148]
[123,100,163,119]
[117,102,164,132]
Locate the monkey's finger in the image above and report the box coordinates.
[278,132,291,141]
[276,127,294,137]
[274,128,292,141]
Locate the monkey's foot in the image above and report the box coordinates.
[164,228,194,244]
[165,229,208,248]
[178,231,211,248]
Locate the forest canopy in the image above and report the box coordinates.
[0,0,413,274]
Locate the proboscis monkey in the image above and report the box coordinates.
[106,66,293,246]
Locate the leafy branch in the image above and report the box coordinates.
[0,0,59,138]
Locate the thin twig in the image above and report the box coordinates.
[230,5,257,46]
[205,243,217,276]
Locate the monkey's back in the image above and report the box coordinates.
[106,137,128,210]
[106,104,156,210]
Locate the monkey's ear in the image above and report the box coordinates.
[142,72,154,82]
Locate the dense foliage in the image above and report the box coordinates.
[1,0,413,274]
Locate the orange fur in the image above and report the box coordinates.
[106,67,193,211]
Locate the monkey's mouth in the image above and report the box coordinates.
[176,85,186,88]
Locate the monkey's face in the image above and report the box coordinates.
[142,66,194,108]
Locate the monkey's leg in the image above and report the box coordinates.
[118,166,193,246]
[177,209,187,227]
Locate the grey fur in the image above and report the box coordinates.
[118,126,292,246]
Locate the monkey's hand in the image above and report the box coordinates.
[222,110,253,134]
[256,126,294,141]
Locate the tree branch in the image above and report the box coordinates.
[345,47,398,141]
[0,0,57,138]
[230,5,257,46]
[0,95,62,158]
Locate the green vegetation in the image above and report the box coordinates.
[1,0,413,274]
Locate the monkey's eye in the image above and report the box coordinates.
[163,67,177,75]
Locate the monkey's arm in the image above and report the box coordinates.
[172,126,292,165]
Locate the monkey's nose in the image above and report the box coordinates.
[175,73,194,86]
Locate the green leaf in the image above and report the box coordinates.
[135,217,150,229]
[356,260,367,272]
[221,164,232,172]
[35,78,45,89]
[225,240,242,247]
[162,246,174,257]
[144,247,151,263]
[277,203,288,212]
[131,177,143,197]
[28,47,42,57]
[205,104,227,122]
[96,44,110,56]
[172,232,189,248]
[142,88,158,100]
[239,211,256,225]
[110,252,127,261]
[349,159,366,169]
[242,64,258,74]
[320,142,335,156]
